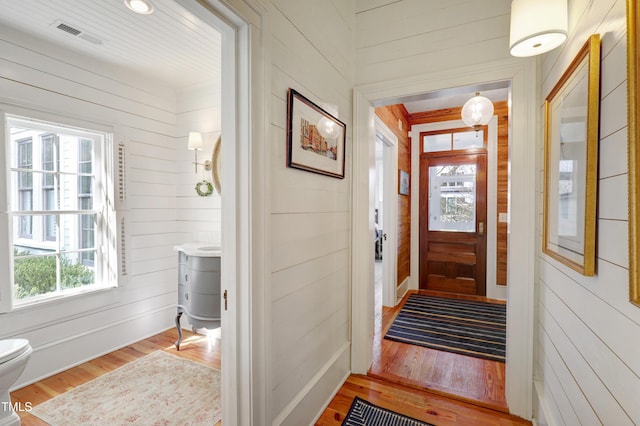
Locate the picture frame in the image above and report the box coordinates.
[627,0,640,305]
[543,34,601,276]
[286,88,346,179]
[399,170,409,195]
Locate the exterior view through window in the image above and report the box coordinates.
[6,115,115,307]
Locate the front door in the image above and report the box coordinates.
[419,152,487,295]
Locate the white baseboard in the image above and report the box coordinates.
[396,277,410,304]
[310,368,351,425]
[273,342,350,426]
[533,379,554,426]
[13,304,175,389]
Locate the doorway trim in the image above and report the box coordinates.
[375,116,398,306]
[177,0,269,424]
[352,58,537,419]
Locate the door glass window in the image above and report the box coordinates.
[428,164,477,232]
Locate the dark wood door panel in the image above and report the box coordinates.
[419,152,487,296]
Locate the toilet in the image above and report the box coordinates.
[0,340,32,426]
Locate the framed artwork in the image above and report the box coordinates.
[399,170,409,195]
[627,0,640,305]
[286,88,346,179]
[543,34,601,276]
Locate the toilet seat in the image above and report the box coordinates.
[0,339,31,365]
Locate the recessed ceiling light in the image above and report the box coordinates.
[124,0,154,15]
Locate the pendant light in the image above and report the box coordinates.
[509,0,567,57]
[461,92,494,132]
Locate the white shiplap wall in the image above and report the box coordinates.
[536,0,640,424]
[175,82,222,246]
[266,0,354,424]
[355,0,512,85]
[0,26,220,387]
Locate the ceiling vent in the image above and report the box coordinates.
[53,20,104,45]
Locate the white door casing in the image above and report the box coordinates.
[375,116,398,307]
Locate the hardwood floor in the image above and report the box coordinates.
[10,328,222,426]
[317,289,528,425]
[316,374,530,425]
[12,291,523,425]
[370,289,509,412]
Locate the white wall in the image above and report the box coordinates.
[0,26,221,388]
[264,1,355,424]
[355,0,513,86]
[535,0,640,424]
[175,82,222,246]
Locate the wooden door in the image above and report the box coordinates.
[419,153,487,295]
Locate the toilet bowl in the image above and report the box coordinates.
[0,339,32,426]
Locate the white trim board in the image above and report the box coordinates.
[351,57,537,420]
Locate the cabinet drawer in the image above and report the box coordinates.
[186,255,220,272]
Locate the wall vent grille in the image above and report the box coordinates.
[120,216,128,277]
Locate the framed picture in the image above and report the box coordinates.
[286,88,346,179]
[399,170,409,195]
[543,34,601,276]
[627,0,640,305]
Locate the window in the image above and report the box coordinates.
[4,114,118,308]
[422,128,486,153]
[17,138,33,238]
[42,133,58,241]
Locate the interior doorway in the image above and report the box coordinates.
[352,63,538,419]
[374,117,398,307]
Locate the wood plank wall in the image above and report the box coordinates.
[408,101,509,286]
[535,0,640,424]
[375,105,411,286]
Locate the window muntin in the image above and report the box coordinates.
[7,115,113,307]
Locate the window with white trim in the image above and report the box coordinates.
[4,114,118,309]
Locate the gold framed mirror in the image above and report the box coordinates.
[628,0,640,305]
[543,34,601,276]
[211,135,221,195]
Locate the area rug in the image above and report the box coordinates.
[31,351,220,425]
[384,293,506,362]
[342,396,434,426]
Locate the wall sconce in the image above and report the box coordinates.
[509,0,567,57]
[188,131,211,173]
[461,92,494,131]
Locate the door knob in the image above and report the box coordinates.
[478,222,484,236]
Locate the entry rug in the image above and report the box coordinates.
[342,397,434,426]
[384,293,506,362]
[31,351,220,425]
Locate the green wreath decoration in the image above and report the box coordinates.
[195,180,214,197]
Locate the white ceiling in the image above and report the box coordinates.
[0,0,221,90]
[0,1,505,113]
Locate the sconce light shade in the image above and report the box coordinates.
[188,132,203,150]
[509,0,567,57]
[461,93,494,131]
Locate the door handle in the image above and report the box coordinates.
[478,222,484,236]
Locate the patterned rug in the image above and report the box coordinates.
[342,397,434,426]
[31,351,221,425]
[384,293,507,362]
